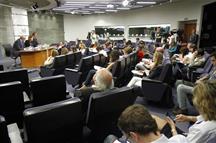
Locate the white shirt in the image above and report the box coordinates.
[187,115,216,143]
[152,134,188,143]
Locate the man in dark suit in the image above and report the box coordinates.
[12,36,25,57]
[74,68,114,113]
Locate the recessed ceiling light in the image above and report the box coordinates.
[107,4,114,8]
[71,11,75,14]
[136,1,156,4]
[106,9,118,12]
[117,7,130,10]
[122,0,129,7]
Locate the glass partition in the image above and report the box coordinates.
[95,26,125,39]
[128,24,170,40]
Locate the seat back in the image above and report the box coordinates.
[99,54,108,67]
[23,98,83,143]
[0,65,3,71]
[66,52,75,67]
[74,51,82,65]
[30,75,67,106]
[0,68,30,96]
[78,56,93,72]
[158,63,172,83]
[2,44,12,57]
[0,81,24,127]
[93,54,100,66]
[52,55,67,68]
[203,56,213,73]
[0,116,11,143]
[86,87,137,142]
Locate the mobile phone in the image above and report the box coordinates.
[166,112,176,123]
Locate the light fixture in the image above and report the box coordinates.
[136,1,156,4]
[107,4,114,8]
[71,11,75,14]
[117,7,130,10]
[89,6,108,9]
[122,0,129,7]
[106,9,118,12]
[94,11,105,14]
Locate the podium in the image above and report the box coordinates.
[20,47,53,68]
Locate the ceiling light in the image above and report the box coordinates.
[122,0,129,7]
[65,1,95,4]
[107,4,114,8]
[71,11,75,14]
[106,9,118,12]
[89,6,108,9]
[117,7,130,10]
[136,1,156,4]
[94,11,105,14]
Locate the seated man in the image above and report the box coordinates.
[12,36,25,57]
[74,68,114,113]
[106,104,187,143]
[173,52,216,115]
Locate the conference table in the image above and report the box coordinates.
[20,47,53,68]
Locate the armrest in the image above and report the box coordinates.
[142,78,163,84]
[65,68,82,86]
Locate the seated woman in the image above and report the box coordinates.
[24,35,33,47]
[121,46,132,58]
[60,47,69,55]
[44,49,59,66]
[127,51,163,87]
[80,50,120,89]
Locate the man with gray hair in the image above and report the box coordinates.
[74,68,114,112]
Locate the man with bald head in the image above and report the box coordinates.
[74,68,114,112]
[12,36,25,57]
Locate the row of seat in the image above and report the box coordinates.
[65,53,109,87]
[0,78,137,143]
[40,51,82,77]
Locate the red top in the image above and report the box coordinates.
[137,50,145,62]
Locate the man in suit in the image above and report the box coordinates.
[12,36,25,57]
[74,68,114,113]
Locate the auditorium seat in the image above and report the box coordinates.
[0,115,11,143]
[65,56,94,87]
[40,55,67,77]
[92,54,100,66]
[66,52,75,68]
[86,86,137,143]
[141,63,174,107]
[0,81,24,128]
[0,68,30,97]
[99,54,108,67]
[0,65,3,71]
[30,75,67,106]
[23,98,83,143]
[74,51,82,66]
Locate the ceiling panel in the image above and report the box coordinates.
[53,0,171,15]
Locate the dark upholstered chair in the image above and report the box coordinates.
[23,98,83,143]
[0,68,30,97]
[40,55,67,77]
[0,81,24,128]
[65,56,94,87]
[0,65,3,71]
[0,115,11,143]
[30,75,67,106]
[2,44,19,67]
[141,63,174,107]
[93,54,100,66]
[74,51,82,65]
[86,87,137,143]
[99,54,108,67]
[66,52,75,68]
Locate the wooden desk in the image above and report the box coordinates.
[20,48,53,68]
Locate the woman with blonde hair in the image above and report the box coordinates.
[44,49,59,66]
[166,80,216,143]
[60,47,69,55]
[127,51,163,87]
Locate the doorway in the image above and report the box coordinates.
[179,20,197,43]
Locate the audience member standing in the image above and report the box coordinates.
[189,29,199,45]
